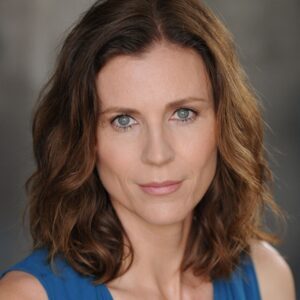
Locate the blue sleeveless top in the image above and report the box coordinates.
[1,248,261,300]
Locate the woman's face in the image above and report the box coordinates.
[95,42,217,226]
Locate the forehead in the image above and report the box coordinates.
[96,42,212,108]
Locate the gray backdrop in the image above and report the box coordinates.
[0,0,299,295]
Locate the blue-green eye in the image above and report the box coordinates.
[111,107,198,132]
[111,114,137,131]
[174,108,197,122]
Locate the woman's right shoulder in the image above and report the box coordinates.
[0,270,48,300]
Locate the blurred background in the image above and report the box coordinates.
[0,0,299,294]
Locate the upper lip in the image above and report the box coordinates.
[139,180,182,187]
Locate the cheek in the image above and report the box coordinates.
[178,124,218,203]
[181,133,217,206]
[95,133,137,190]
[177,122,217,169]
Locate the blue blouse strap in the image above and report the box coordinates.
[240,254,262,299]
[213,254,262,300]
[0,248,112,300]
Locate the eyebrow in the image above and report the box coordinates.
[99,97,207,116]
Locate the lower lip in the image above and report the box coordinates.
[139,182,182,196]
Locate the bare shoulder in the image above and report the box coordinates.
[0,271,48,300]
[250,239,296,300]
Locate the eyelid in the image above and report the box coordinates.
[110,114,138,125]
[111,107,198,120]
[110,107,199,131]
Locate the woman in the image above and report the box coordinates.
[0,0,295,299]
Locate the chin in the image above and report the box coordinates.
[136,207,193,227]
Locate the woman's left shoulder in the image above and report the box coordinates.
[249,239,296,300]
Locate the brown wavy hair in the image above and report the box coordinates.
[26,0,284,283]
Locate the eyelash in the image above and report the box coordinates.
[110,107,199,132]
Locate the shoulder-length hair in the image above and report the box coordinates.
[27,0,283,283]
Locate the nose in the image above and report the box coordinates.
[141,124,175,166]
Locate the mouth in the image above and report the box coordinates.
[138,180,183,196]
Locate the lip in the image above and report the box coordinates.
[138,180,182,196]
[139,180,182,187]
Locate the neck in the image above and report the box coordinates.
[112,203,194,292]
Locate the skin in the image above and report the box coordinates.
[0,42,296,300]
[95,41,217,299]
